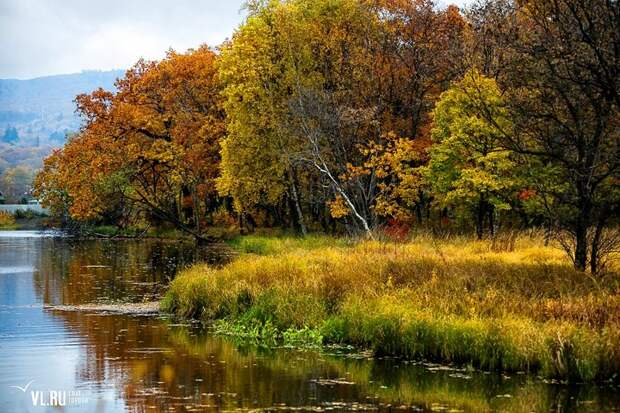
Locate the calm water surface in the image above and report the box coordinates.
[0,231,618,412]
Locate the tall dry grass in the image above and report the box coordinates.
[0,211,17,229]
[162,233,620,381]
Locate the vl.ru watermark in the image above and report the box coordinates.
[10,380,89,407]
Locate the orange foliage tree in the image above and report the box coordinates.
[35,46,224,238]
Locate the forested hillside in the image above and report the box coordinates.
[0,70,123,148]
[0,70,123,202]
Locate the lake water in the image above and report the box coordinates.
[0,231,618,412]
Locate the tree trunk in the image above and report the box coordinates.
[309,158,373,238]
[573,196,592,272]
[415,192,423,224]
[574,224,588,272]
[544,221,552,246]
[590,212,608,274]
[191,186,200,233]
[287,167,307,236]
[476,195,485,240]
[488,204,495,237]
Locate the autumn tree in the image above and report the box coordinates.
[218,0,466,235]
[293,1,467,233]
[0,165,35,203]
[464,0,517,78]
[35,47,225,239]
[216,3,311,234]
[356,132,429,224]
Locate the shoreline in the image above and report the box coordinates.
[44,301,161,315]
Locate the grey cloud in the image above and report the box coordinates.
[1,0,472,80]
[0,0,247,79]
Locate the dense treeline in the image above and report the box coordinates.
[35,0,619,273]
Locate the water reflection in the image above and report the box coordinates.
[0,233,618,412]
[38,312,620,413]
[33,237,232,305]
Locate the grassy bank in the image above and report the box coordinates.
[165,327,616,412]
[0,210,50,230]
[162,233,620,382]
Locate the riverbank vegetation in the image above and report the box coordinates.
[33,0,619,273]
[0,211,17,229]
[164,327,616,412]
[163,233,620,382]
[0,209,49,230]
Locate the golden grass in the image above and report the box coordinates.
[0,211,17,229]
[163,233,620,381]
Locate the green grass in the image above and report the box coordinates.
[225,233,352,255]
[162,233,620,382]
[211,318,324,348]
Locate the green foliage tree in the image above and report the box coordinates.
[425,71,519,238]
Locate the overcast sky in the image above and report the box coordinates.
[0,0,471,80]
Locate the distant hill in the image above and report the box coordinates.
[0,70,124,183]
[0,70,124,149]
